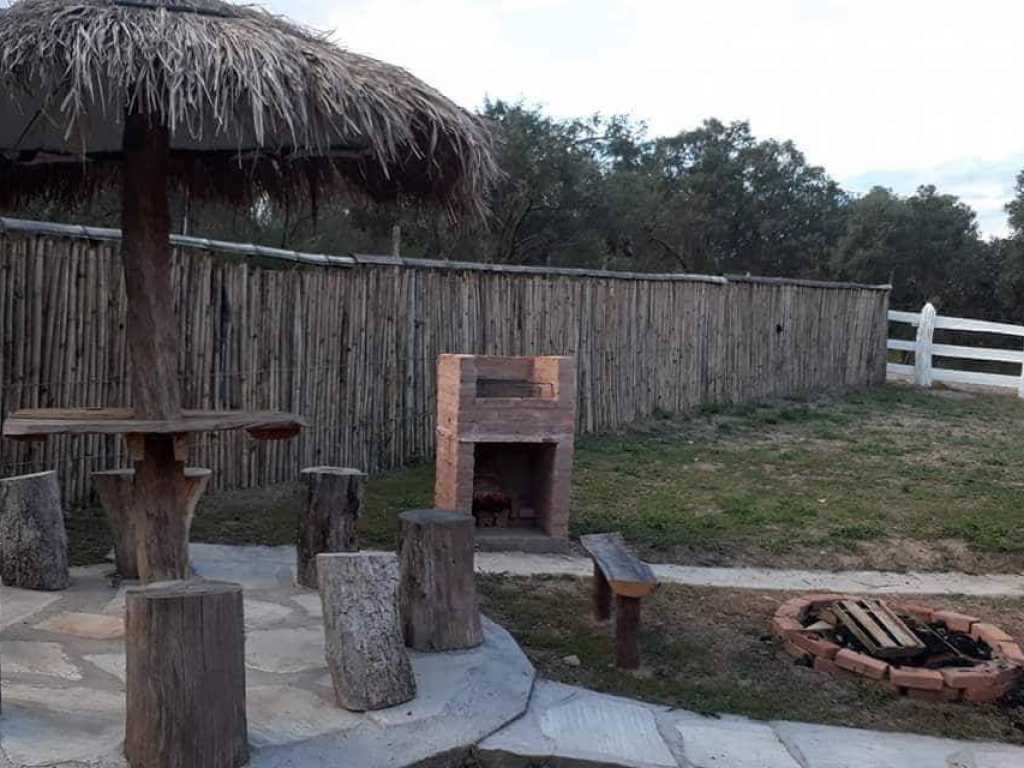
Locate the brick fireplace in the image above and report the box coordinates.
[435,355,575,551]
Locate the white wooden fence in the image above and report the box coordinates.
[887,303,1024,397]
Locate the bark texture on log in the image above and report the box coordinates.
[93,466,211,581]
[125,580,248,768]
[93,469,140,578]
[317,552,416,712]
[398,508,483,651]
[122,109,180,422]
[0,470,69,590]
[296,467,364,589]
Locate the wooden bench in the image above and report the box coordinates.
[580,532,659,669]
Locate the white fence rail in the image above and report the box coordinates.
[887,303,1024,397]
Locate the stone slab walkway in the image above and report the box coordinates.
[0,562,534,768]
[477,680,1024,768]
[474,552,1024,596]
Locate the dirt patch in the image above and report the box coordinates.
[478,575,1024,744]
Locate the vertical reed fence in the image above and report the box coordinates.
[0,221,890,506]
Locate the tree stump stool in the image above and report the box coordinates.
[398,509,483,651]
[580,532,659,670]
[0,470,70,590]
[125,580,248,768]
[296,467,364,589]
[93,466,211,580]
[317,552,416,711]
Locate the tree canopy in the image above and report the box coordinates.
[3,98,1021,321]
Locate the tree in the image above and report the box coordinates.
[833,185,985,313]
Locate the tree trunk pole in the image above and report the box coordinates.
[121,109,192,583]
[122,108,180,421]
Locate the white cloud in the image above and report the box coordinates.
[267,0,1022,236]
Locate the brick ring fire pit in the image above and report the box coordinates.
[772,594,1024,703]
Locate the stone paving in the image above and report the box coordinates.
[0,552,535,768]
[2,544,1024,768]
[477,680,1024,768]
[475,551,1024,596]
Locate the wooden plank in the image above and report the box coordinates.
[580,532,657,598]
[841,600,899,649]
[886,339,916,352]
[3,409,307,438]
[931,343,1024,364]
[887,310,920,324]
[934,315,1024,337]
[868,600,925,650]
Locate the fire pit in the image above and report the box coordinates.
[772,594,1024,703]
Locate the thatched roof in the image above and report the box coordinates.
[0,0,498,216]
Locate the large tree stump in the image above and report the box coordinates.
[93,466,211,580]
[125,580,248,768]
[0,470,69,590]
[398,509,483,651]
[317,552,416,711]
[296,467,364,589]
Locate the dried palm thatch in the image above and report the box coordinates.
[0,0,498,217]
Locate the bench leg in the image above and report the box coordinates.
[593,563,612,621]
[614,595,642,669]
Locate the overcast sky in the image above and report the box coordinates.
[269,0,1022,238]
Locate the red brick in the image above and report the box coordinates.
[970,623,1013,646]
[997,642,1024,664]
[771,616,803,637]
[777,600,811,622]
[788,632,841,659]
[890,666,944,691]
[933,611,979,634]
[897,602,936,623]
[963,683,1015,704]
[941,667,1003,690]
[805,594,848,610]
[835,649,889,680]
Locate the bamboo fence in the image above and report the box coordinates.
[0,221,890,506]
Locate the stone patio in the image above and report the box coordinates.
[3,544,1024,768]
[0,549,535,768]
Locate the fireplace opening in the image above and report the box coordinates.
[471,442,555,529]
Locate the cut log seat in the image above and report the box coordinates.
[580,532,658,669]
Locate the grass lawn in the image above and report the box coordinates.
[67,384,1024,571]
[477,575,1024,744]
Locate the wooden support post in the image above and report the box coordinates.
[121,108,180,421]
[296,467,364,589]
[913,302,936,389]
[318,552,416,711]
[125,580,248,768]
[94,465,211,580]
[0,470,69,590]
[615,595,642,670]
[593,562,611,621]
[398,508,483,651]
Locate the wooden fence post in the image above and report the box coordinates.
[914,302,936,388]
